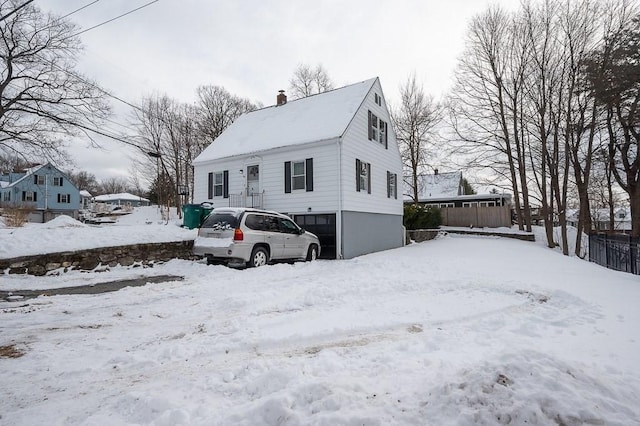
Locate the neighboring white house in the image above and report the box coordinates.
[93,193,150,209]
[567,207,631,232]
[192,77,404,259]
[79,190,93,210]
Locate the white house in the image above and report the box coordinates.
[92,192,150,209]
[192,77,404,259]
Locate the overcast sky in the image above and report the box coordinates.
[36,0,521,185]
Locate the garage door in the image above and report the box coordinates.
[293,214,336,259]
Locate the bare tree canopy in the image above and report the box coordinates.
[195,85,258,147]
[0,0,110,161]
[391,74,443,203]
[288,63,334,99]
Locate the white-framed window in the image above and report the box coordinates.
[214,172,224,197]
[23,191,36,202]
[53,177,63,186]
[374,93,382,106]
[292,160,306,190]
[356,159,371,193]
[2,192,10,202]
[368,110,387,147]
[462,202,478,208]
[34,175,45,185]
[58,193,70,203]
[439,203,454,208]
[284,159,313,193]
[208,170,228,199]
[387,171,397,199]
[371,112,379,141]
[479,201,496,207]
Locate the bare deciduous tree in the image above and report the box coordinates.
[392,74,443,203]
[195,85,258,148]
[288,63,334,99]
[0,0,110,161]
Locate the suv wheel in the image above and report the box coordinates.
[249,246,269,267]
[306,244,318,262]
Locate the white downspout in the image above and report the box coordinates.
[336,137,343,259]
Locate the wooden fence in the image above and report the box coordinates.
[440,205,512,228]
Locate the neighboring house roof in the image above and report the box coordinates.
[93,193,149,202]
[193,77,378,163]
[79,190,92,198]
[404,171,463,201]
[0,164,47,188]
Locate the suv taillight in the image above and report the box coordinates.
[233,228,244,241]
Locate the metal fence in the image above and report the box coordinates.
[589,233,640,275]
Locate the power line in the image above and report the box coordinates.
[0,0,33,22]
[56,0,101,22]
[69,0,159,39]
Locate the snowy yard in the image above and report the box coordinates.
[1,208,639,425]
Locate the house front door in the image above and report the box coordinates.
[247,165,259,195]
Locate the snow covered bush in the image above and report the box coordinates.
[0,202,34,227]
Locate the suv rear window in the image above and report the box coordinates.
[201,212,239,230]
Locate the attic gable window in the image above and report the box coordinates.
[34,174,45,185]
[374,93,382,106]
[368,110,388,149]
[53,177,63,186]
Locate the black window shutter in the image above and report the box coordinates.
[57,194,61,203]
[384,122,388,149]
[367,111,373,140]
[34,192,37,202]
[34,175,38,184]
[22,191,26,201]
[305,158,313,192]
[284,161,291,193]
[60,177,64,186]
[387,171,391,198]
[207,172,213,199]
[356,159,361,192]
[367,163,371,194]
[223,170,229,198]
[394,173,398,199]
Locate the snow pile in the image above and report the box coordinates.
[0,206,196,259]
[40,215,87,229]
[1,234,639,424]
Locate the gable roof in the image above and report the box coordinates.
[0,164,47,188]
[405,171,463,201]
[193,77,378,163]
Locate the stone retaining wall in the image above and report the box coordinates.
[0,241,198,276]
[407,229,441,243]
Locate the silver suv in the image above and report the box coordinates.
[193,208,321,267]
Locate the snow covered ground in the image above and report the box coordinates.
[1,208,639,425]
[0,206,196,259]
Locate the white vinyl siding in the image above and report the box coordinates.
[193,141,339,214]
[340,80,403,215]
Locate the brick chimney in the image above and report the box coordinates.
[276,90,287,106]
